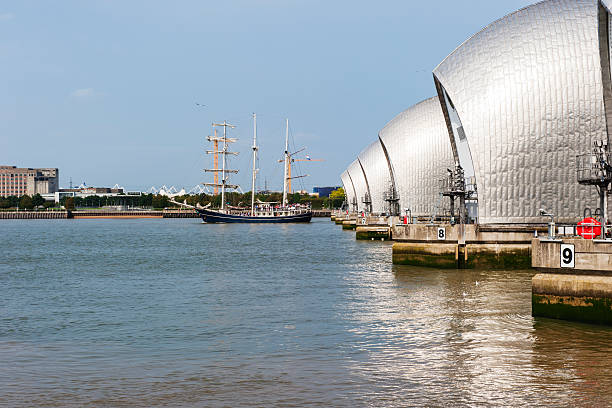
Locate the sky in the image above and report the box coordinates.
[0,0,534,193]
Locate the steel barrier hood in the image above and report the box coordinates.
[357,140,392,215]
[340,170,356,211]
[378,97,454,218]
[433,0,612,224]
[347,159,368,213]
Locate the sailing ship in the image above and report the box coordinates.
[195,114,313,223]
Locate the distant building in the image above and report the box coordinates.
[313,186,341,198]
[0,165,59,198]
[59,187,124,195]
[46,186,135,203]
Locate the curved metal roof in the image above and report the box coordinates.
[378,97,454,217]
[433,0,610,223]
[347,159,369,213]
[340,170,356,210]
[357,140,392,214]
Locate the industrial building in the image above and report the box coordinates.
[45,186,141,203]
[312,186,342,198]
[340,0,612,225]
[0,165,59,198]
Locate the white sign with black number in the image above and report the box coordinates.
[437,227,446,241]
[560,244,575,268]
[361,218,367,225]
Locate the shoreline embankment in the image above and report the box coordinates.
[0,209,332,219]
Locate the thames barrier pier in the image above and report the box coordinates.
[334,0,612,325]
[531,238,612,325]
[355,215,393,240]
[391,224,534,269]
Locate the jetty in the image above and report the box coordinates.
[0,210,69,219]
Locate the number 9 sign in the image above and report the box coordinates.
[560,244,575,268]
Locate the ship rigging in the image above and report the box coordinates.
[189,114,316,223]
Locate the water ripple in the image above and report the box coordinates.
[1,219,612,407]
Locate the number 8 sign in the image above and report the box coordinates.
[560,244,575,268]
[437,227,446,241]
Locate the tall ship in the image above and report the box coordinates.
[195,114,313,223]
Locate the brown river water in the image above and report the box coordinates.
[1,218,611,407]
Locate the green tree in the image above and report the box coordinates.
[138,194,153,208]
[329,188,345,200]
[152,194,169,209]
[7,195,18,208]
[288,192,302,204]
[328,188,345,209]
[32,193,45,208]
[19,195,34,209]
[65,197,75,210]
[198,193,211,206]
[302,197,324,209]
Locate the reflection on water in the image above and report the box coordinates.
[0,218,611,407]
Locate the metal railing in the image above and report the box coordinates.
[576,152,612,185]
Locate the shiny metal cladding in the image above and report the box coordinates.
[347,159,369,213]
[378,97,454,218]
[357,140,392,215]
[340,170,356,210]
[433,0,611,224]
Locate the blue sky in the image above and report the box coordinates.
[1,0,533,192]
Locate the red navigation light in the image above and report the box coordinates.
[577,217,601,240]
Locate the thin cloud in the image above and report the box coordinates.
[0,12,14,21]
[71,88,95,98]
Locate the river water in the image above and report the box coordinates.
[1,218,611,407]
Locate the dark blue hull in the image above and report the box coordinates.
[196,208,312,224]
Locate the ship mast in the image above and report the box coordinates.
[213,129,219,194]
[282,118,289,207]
[205,121,238,211]
[251,113,258,215]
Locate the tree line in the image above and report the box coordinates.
[0,189,346,210]
[0,194,48,209]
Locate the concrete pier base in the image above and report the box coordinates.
[532,238,612,273]
[342,220,356,230]
[392,242,531,269]
[391,224,534,269]
[356,226,390,240]
[464,243,531,269]
[532,274,612,325]
[531,238,612,325]
[393,242,458,268]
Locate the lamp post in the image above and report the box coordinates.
[539,208,555,239]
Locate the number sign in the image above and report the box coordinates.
[560,244,575,268]
[437,227,446,241]
[361,218,367,225]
